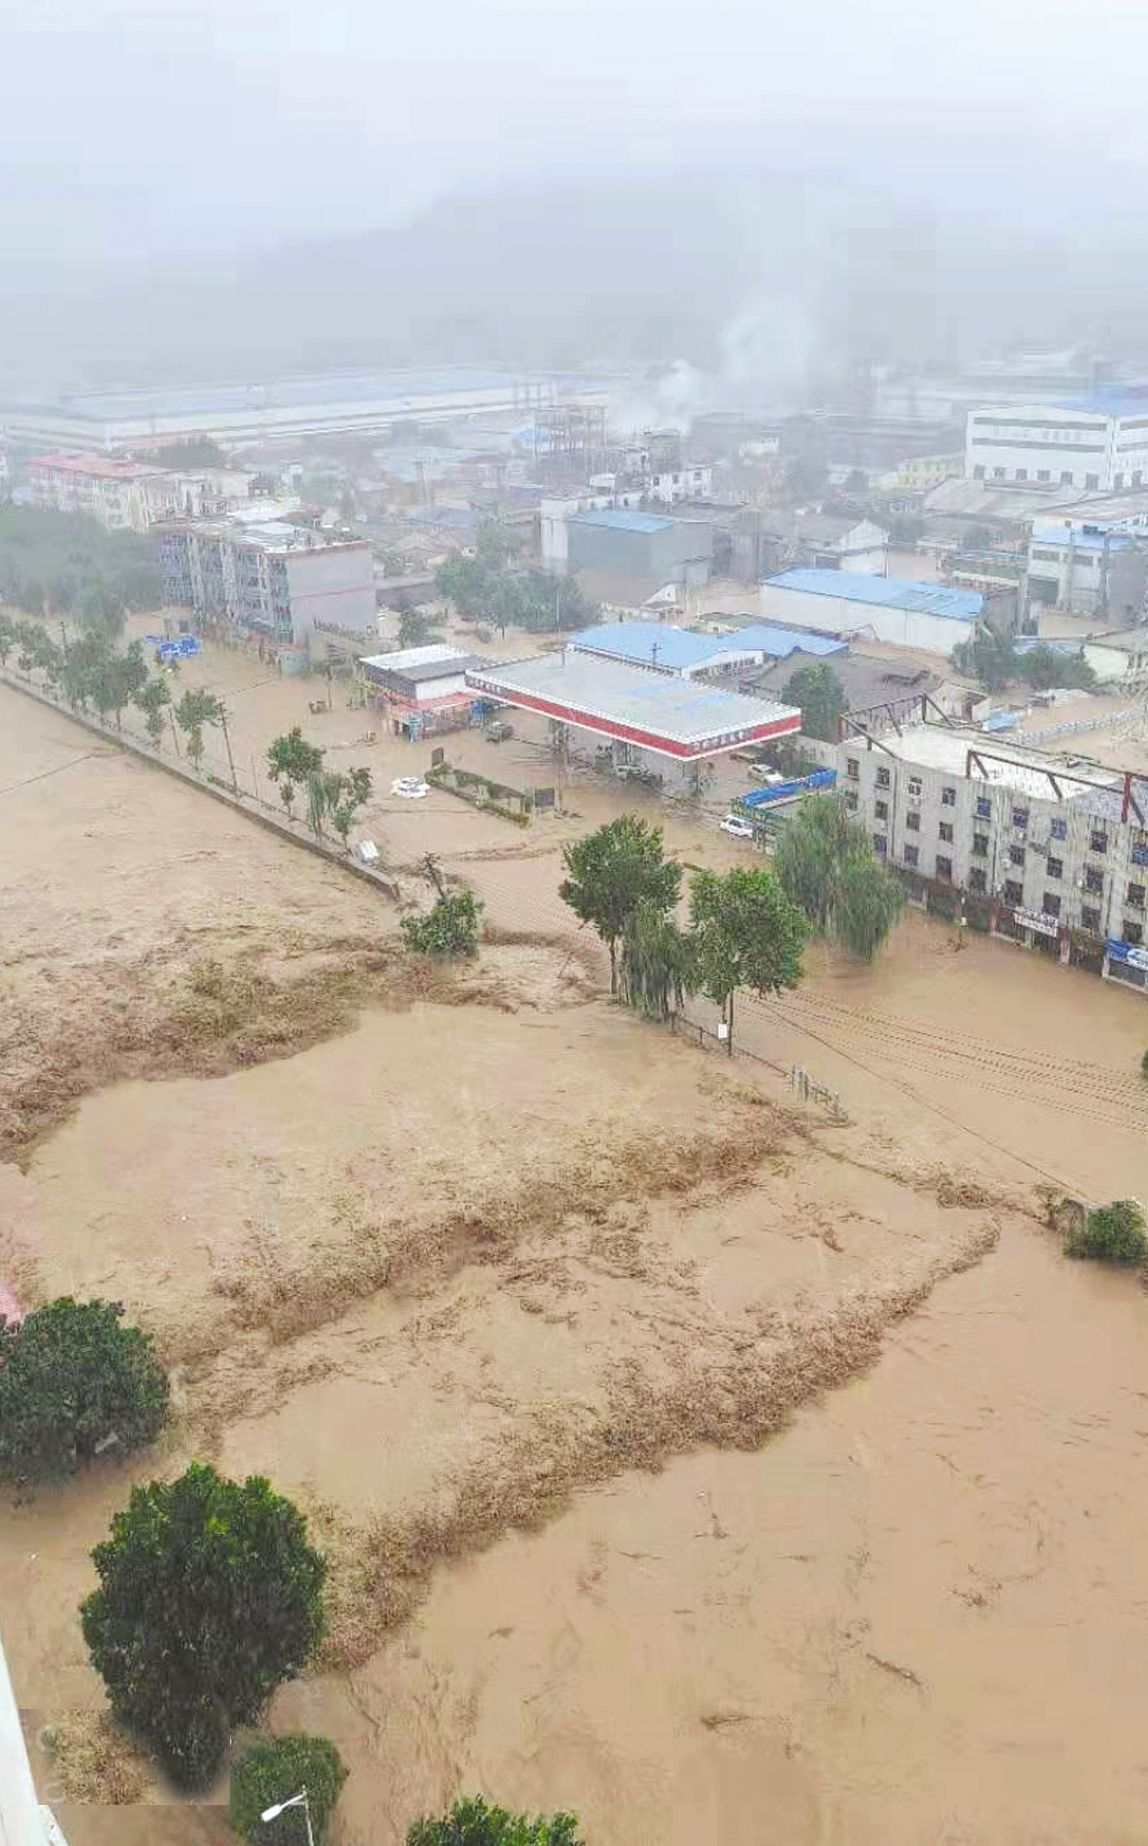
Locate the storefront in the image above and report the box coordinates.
[1104,938,1148,993]
[996,905,1066,959]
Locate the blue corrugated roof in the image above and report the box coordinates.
[1030,523,1137,553]
[765,568,983,623]
[569,507,675,535]
[726,622,846,660]
[1055,383,1148,417]
[568,621,717,670]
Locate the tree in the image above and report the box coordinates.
[1065,1199,1147,1264]
[619,901,696,1020]
[435,554,495,621]
[781,661,848,742]
[397,607,443,649]
[0,1298,169,1486]
[475,519,523,569]
[784,457,828,502]
[401,889,484,958]
[407,1796,582,1846]
[79,580,126,640]
[0,612,15,665]
[155,436,228,470]
[266,727,324,785]
[689,865,806,1051]
[773,793,904,959]
[952,622,1017,692]
[1017,644,1096,693]
[230,1735,347,1845]
[327,766,372,846]
[81,1462,326,1791]
[560,817,682,995]
[134,673,172,746]
[175,687,223,768]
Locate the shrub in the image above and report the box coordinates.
[1141,1047,1148,1082]
[406,1795,582,1845]
[1065,1199,1148,1264]
[82,1463,326,1791]
[230,1735,347,1844]
[0,1298,169,1485]
[401,890,484,958]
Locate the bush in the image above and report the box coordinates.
[407,1795,582,1845]
[401,890,484,958]
[1065,1199,1148,1264]
[1141,1046,1148,1082]
[230,1735,347,1844]
[82,1463,326,1791]
[0,1298,169,1485]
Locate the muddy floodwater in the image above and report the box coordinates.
[3,670,1148,1846]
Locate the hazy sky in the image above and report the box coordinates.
[3,0,1148,285]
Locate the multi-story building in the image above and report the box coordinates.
[965,387,1148,494]
[1026,519,1148,620]
[156,520,375,650]
[27,451,179,531]
[838,720,1148,993]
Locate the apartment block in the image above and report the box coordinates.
[838,723,1148,993]
[28,451,178,532]
[156,520,375,650]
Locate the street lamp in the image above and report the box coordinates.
[261,1788,315,1846]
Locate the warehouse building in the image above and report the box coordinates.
[965,386,1148,493]
[1026,520,1148,620]
[839,718,1148,989]
[566,507,713,593]
[760,568,991,657]
[157,520,375,651]
[466,651,799,793]
[566,619,845,679]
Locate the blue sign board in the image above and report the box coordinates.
[737,767,837,811]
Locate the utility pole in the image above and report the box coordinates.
[218,702,239,796]
[169,706,181,757]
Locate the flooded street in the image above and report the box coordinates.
[3,668,1148,1845]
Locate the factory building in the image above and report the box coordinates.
[565,507,713,593]
[1026,520,1148,620]
[965,386,1148,494]
[760,568,992,658]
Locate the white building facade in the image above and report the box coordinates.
[966,395,1148,494]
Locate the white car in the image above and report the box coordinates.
[720,813,756,840]
[747,764,786,784]
[391,776,430,800]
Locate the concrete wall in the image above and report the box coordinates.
[285,542,376,641]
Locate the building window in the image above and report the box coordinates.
[1012,806,1029,831]
[844,790,859,811]
[1085,865,1104,894]
[973,464,985,480]
[941,786,956,807]
[1050,816,1067,840]
[1132,832,1148,867]
[904,844,919,867]
[976,795,992,819]
[906,810,921,831]
[876,766,890,788]
[1004,879,1024,905]
[1060,471,1074,485]
[1047,856,1063,880]
[1135,472,1143,489]
[875,800,888,821]
[1127,882,1146,910]
[1008,844,1025,867]
[1037,469,1050,483]
[1016,468,1028,481]
[972,832,989,857]
[908,775,922,797]
[874,834,887,857]
[1089,830,1108,855]
[969,867,987,893]
[1042,892,1062,918]
[1124,920,1145,947]
[939,821,954,843]
[1086,473,1100,490]
[936,855,953,882]
[1082,905,1101,933]
[994,467,1005,480]
[846,757,859,779]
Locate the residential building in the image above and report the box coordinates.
[27,451,178,531]
[566,507,712,593]
[1026,520,1148,620]
[760,568,1004,658]
[646,465,713,505]
[965,386,1148,493]
[156,520,375,650]
[838,719,1148,990]
[791,513,889,574]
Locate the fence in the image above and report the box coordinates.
[668,1007,850,1123]
[1013,708,1137,747]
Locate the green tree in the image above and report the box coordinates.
[435,554,495,620]
[79,580,126,640]
[475,519,523,569]
[781,661,848,742]
[1017,644,1097,692]
[0,612,15,665]
[407,1796,582,1846]
[267,727,325,790]
[0,1298,169,1486]
[134,673,172,746]
[326,766,372,846]
[82,1462,326,1791]
[689,865,806,1051]
[230,1735,347,1845]
[619,901,696,1020]
[773,792,905,960]
[952,621,1017,692]
[401,889,484,958]
[560,816,682,994]
[1065,1199,1147,1264]
[175,687,223,768]
[397,607,443,649]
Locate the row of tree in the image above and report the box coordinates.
[265,726,373,843]
[953,621,1097,694]
[0,504,160,629]
[559,797,905,1046]
[435,521,596,636]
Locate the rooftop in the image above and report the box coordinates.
[567,621,720,672]
[1030,523,1139,553]
[766,568,984,623]
[465,651,799,758]
[874,723,1117,802]
[30,450,160,481]
[568,507,675,536]
[723,621,847,660]
[359,644,473,675]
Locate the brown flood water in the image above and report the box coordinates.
[278,1215,1148,1845]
